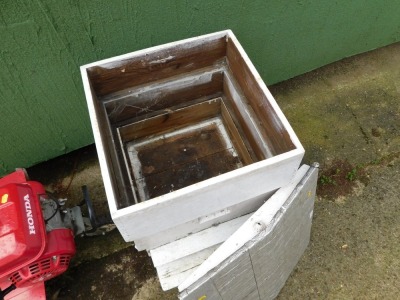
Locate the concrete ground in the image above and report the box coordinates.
[26,41,400,299]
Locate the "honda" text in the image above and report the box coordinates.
[24,194,36,235]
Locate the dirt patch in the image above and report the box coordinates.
[278,160,400,299]
[317,159,368,199]
[131,278,177,300]
[27,145,109,215]
[28,145,98,192]
[45,247,155,300]
[71,230,129,267]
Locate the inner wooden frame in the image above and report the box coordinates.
[82,31,296,209]
[117,98,253,203]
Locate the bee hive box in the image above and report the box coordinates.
[81,30,304,252]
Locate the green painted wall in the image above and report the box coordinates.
[1,0,400,175]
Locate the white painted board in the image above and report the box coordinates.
[178,164,318,300]
[150,214,251,290]
[133,191,273,251]
[113,151,303,243]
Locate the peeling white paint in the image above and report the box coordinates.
[149,55,175,65]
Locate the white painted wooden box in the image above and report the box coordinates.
[80,30,304,252]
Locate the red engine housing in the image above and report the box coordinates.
[0,170,76,298]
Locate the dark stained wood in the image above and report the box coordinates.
[226,38,295,155]
[222,76,266,161]
[220,102,253,165]
[141,150,242,200]
[111,95,223,129]
[118,99,222,142]
[135,122,231,176]
[118,94,264,203]
[88,82,136,208]
[103,68,224,124]
[87,37,227,97]
[84,31,301,211]
[120,96,259,202]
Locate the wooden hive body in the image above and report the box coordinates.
[81,31,309,294]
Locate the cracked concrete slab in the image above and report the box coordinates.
[271,42,400,167]
[277,158,400,299]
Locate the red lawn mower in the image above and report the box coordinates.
[0,169,112,299]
